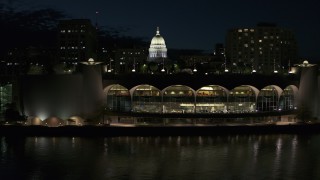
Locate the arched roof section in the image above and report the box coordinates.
[196,85,229,96]
[129,84,161,97]
[230,85,259,98]
[162,85,195,96]
[67,116,85,126]
[103,84,130,96]
[259,85,283,99]
[282,85,299,97]
[27,116,42,125]
[43,117,65,127]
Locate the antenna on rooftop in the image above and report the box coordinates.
[95,11,99,30]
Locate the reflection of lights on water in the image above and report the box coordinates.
[198,136,203,146]
[1,138,7,153]
[253,141,259,161]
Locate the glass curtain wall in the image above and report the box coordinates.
[228,85,258,113]
[104,84,131,112]
[131,85,162,113]
[162,85,195,113]
[257,85,282,112]
[196,85,228,113]
[0,84,12,116]
[279,85,298,111]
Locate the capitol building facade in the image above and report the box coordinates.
[148,27,167,62]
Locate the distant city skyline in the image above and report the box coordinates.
[4,0,320,61]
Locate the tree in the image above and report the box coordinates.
[149,62,158,73]
[0,2,66,56]
[4,103,26,123]
[295,104,312,122]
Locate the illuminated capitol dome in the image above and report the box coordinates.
[148,27,167,61]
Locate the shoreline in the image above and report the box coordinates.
[1,123,320,137]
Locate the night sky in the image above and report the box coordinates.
[11,0,320,61]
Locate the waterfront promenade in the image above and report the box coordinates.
[0,122,319,137]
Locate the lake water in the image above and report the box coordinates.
[1,135,320,180]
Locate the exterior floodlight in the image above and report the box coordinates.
[193,68,197,72]
[161,68,165,72]
[80,58,102,65]
[225,69,229,72]
[132,69,136,72]
[252,69,256,73]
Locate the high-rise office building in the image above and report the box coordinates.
[225,23,298,74]
[58,19,97,63]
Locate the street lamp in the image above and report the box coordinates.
[193,59,197,72]
[108,59,113,72]
[161,58,165,72]
[223,54,228,72]
[132,58,136,72]
[193,67,197,72]
[273,59,278,73]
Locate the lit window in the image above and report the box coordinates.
[244,44,248,47]
[238,29,242,32]
[250,29,254,32]
[259,40,262,43]
[244,29,248,32]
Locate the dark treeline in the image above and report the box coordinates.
[0,2,64,56]
[0,1,148,59]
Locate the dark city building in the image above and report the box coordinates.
[226,23,298,74]
[58,19,97,63]
[114,48,148,74]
